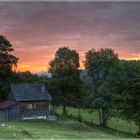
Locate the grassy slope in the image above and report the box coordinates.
[0,107,138,139]
[56,107,139,135]
[0,119,133,139]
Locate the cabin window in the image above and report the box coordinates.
[27,104,33,109]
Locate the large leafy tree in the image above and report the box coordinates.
[122,60,140,135]
[0,35,18,100]
[49,47,82,115]
[85,48,126,127]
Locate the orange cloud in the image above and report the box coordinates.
[17,59,85,73]
[16,64,48,73]
[1,2,140,73]
[15,51,140,73]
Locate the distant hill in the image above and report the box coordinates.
[37,70,92,83]
[37,72,52,78]
[80,70,92,83]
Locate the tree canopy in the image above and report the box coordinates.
[49,47,79,75]
[49,47,82,115]
[122,60,140,134]
[85,48,126,127]
[0,35,18,101]
[0,35,18,68]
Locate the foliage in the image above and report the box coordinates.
[85,48,126,127]
[0,35,18,101]
[14,71,43,83]
[49,47,79,74]
[49,47,83,114]
[122,60,140,134]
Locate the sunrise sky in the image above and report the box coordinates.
[0,2,140,73]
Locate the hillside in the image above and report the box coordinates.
[0,119,134,139]
[56,107,139,135]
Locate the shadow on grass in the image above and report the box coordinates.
[20,128,36,140]
[57,113,136,138]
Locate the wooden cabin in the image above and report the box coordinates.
[0,83,52,120]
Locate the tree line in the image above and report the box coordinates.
[0,36,140,134]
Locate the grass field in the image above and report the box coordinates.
[0,107,138,139]
[0,119,134,140]
[56,107,139,135]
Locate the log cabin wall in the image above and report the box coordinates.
[20,100,49,115]
[0,103,20,120]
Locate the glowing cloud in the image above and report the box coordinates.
[0,2,140,73]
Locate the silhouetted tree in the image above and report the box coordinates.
[0,35,18,100]
[49,47,82,115]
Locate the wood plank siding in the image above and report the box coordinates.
[20,101,49,115]
[0,103,20,120]
[0,84,52,121]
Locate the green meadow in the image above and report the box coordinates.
[0,107,138,139]
[56,107,139,135]
[0,119,134,140]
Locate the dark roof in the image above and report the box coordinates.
[9,83,51,101]
[0,100,17,109]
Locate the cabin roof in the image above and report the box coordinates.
[9,83,51,101]
[0,100,17,109]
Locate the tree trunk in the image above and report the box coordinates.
[101,108,107,128]
[78,107,80,117]
[101,118,107,128]
[137,126,140,137]
[78,107,82,122]
[63,105,66,115]
[98,109,102,125]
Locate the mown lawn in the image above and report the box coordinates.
[56,107,139,135]
[0,119,134,139]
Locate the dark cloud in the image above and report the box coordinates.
[0,2,140,72]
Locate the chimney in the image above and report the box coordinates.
[41,86,45,93]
